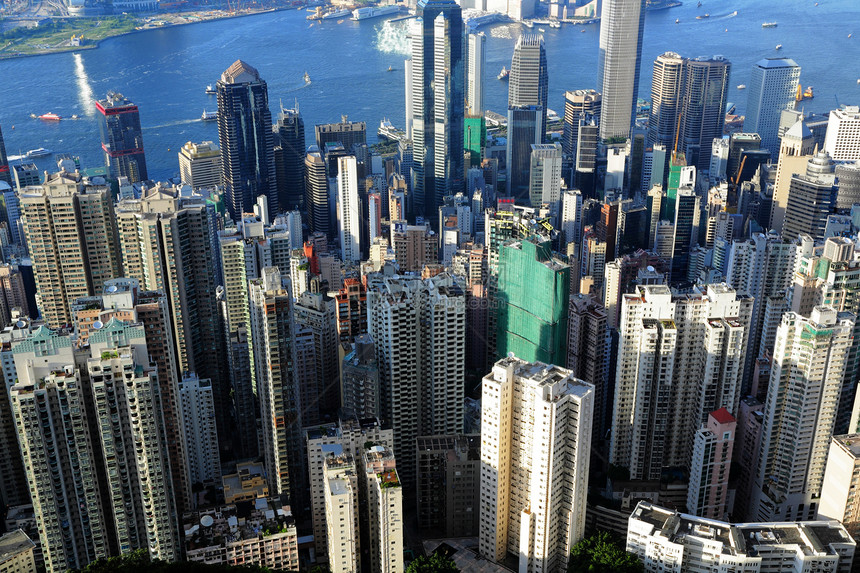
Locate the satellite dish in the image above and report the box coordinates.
[15,320,25,328]
[647,265,655,272]
[92,321,103,330]
[106,285,118,293]
[200,515,214,527]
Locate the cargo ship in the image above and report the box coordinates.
[352,5,401,20]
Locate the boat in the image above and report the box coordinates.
[38,112,61,121]
[321,9,351,19]
[71,114,79,119]
[796,85,814,101]
[205,84,216,94]
[387,65,393,72]
[675,18,679,23]
[550,21,560,28]
[538,27,546,32]
[26,148,52,158]
[351,5,400,20]
[498,66,509,80]
[857,79,860,84]
[378,118,406,141]
[303,71,311,83]
[762,22,777,28]
[775,44,783,50]
[849,33,853,39]
[201,109,217,121]
[730,10,737,16]
[737,84,746,90]
[580,28,586,32]
[522,20,533,28]
[696,13,709,19]
[696,0,701,6]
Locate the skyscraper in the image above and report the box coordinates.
[648,52,685,149]
[466,31,485,117]
[96,92,148,182]
[0,125,10,186]
[824,106,860,161]
[528,143,563,210]
[597,0,646,140]
[217,60,277,219]
[314,117,366,151]
[562,89,601,161]
[687,408,735,520]
[505,105,542,202]
[679,56,731,171]
[782,149,837,241]
[410,0,465,218]
[336,155,361,262]
[275,105,306,210]
[364,447,404,573]
[178,141,221,190]
[305,146,329,236]
[479,356,593,572]
[508,34,548,142]
[770,118,814,231]
[745,58,801,159]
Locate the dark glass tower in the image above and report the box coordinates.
[508,33,549,143]
[679,56,731,171]
[314,117,366,151]
[217,60,277,220]
[275,104,306,211]
[96,92,148,182]
[410,0,465,220]
[506,106,542,203]
[0,124,10,186]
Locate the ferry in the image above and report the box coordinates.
[775,44,783,50]
[27,148,52,158]
[201,110,217,121]
[378,118,405,141]
[498,66,509,80]
[205,84,216,94]
[304,71,311,83]
[352,5,400,20]
[737,84,746,90]
[762,22,777,28]
[696,13,709,19]
[38,112,61,121]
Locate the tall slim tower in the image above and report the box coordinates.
[337,155,361,262]
[217,60,277,220]
[508,34,549,142]
[648,52,685,149]
[305,146,329,236]
[745,58,801,159]
[275,105,306,211]
[597,0,646,140]
[410,0,465,219]
[0,124,10,185]
[679,56,731,171]
[479,357,593,573]
[466,31,486,117]
[96,92,148,182]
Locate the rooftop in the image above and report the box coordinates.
[0,530,34,564]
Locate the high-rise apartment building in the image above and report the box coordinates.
[368,272,465,486]
[217,60,277,219]
[178,140,221,190]
[687,408,735,520]
[341,334,380,419]
[294,291,339,421]
[20,170,120,327]
[567,294,608,439]
[0,264,30,325]
[337,155,361,262]
[392,222,438,273]
[274,105,306,210]
[479,357,593,572]
[818,434,860,541]
[466,31,485,117]
[335,278,368,342]
[752,307,854,522]
[323,454,360,573]
[611,284,752,480]
[496,236,569,365]
[745,58,801,159]
[364,446,403,573]
[416,434,480,538]
[410,0,465,218]
[597,0,645,140]
[178,373,221,487]
[508,34,548,142]
[96,92,148,182]
[528,143,563,210]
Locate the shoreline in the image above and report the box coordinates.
[0,6,290,61]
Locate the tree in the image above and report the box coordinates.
[405,553,460,573]
[568,532,643,573]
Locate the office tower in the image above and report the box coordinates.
[610,284,752,481]
[751,307,854,522]
[179,373,221,486]
[337,156,361,262]
[86,319,180,561]
[11,162,39,191]
[770,118,814,231]
[628,502,856,572]
[71,279,191,513]
[745,58,801,159]
[249,268,304,507]
[479,357,593,572]
[20,171,120,327]
[560,188,583,247]
[275,105,306,210]
[506,105,542,202]
[835,162,860,210]
[0,264,30,324]
[575,114,599,195]
[528,143,563,210]
[96,92,148,182]
[687,409,735,520]
[727,231,796,393]
[315,117,366,151]
[646,184,664,248]
[645,143,667,190]
[823,105,860,161]
[217,60,277,219]
[323,454,360,573]
[294,291,339,421]
[305,146,329,235]
[364,447,403,573]
[368,273,464,485]
[341,334,380,418]
[648,52,685,149]
[680,56,731,171]
[672,187,701,279]
[495,236,569,365]
[726,132,762,182]
[819,435,860,541]
[416,434,480,537]
[709,137,729,180]
[10,329,109,573]
[0,125,9,185]
[116,187,227,452]
[307,416,393,561]
[466,31,485,117]
[782,149,836,241]
[562,90,601,162]
[567,293,608,439]
[392,222,437,272]
[410,0,465,218]
[597,0,645,140]
[178,141,221,190]
[508,34,548,142]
